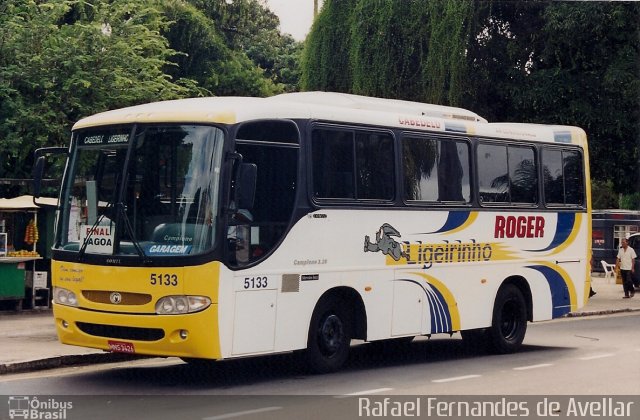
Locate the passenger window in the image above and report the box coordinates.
[542,147,584,207]
[312,128,394,201]
[403,136,470,203]
[477,143,537,205]
[477,144,509,203]
[508,146,537,204]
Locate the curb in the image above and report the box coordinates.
[0,353,146,375]
[565,308,640,318]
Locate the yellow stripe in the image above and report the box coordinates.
[412,272,461,330]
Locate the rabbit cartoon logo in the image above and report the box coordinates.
[364,223,407,261]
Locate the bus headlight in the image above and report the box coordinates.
[155,296,211,315]
[53,287,78,307]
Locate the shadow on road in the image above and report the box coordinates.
[70,336,574,391]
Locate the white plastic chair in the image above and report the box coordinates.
[601,260,616,282]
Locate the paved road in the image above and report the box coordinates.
[2,314,639,419]
[1,313,638,395]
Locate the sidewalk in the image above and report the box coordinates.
[1,276,639,375]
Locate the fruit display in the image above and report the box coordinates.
[6,249,40,257]
[24,218,39,245]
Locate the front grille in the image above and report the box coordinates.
[77,322,165,341]
[82,290,152,305]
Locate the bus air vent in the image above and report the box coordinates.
[82,290,152,305]
[77,322,164,341]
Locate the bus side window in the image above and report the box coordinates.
[312,127,394,201]
[542,147,584,207]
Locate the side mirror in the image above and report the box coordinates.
[32,147,68,207]
[32,156,46,199]
[235,163,257,210]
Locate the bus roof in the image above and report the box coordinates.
[73,92,587,146]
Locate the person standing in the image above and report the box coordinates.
[617,238,637,298]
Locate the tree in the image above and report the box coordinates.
[0,0,304,197]
[511,2,640,196]
[301,0,356,92]
[0,0,196,196]
[168,0,302,94]
[302,0,473,104]
[302,0,640,198]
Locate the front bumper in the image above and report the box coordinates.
[53,303,221,360]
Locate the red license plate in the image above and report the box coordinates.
[108,340,136,354]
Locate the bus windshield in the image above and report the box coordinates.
[56,124,224,258]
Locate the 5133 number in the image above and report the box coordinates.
[150,273,178,286]
[244,276,268,289]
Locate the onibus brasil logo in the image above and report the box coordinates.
[7,396,72,419]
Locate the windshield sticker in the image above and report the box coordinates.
[145,244,192,256]
[79,224,114,254]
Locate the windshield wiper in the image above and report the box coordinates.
[77,201,114,261]
[116,201,148,264]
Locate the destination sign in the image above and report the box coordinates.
[79,133,129,146]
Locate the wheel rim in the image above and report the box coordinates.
[500,299,522,341]
[318,314,344,357]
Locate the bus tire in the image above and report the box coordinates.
[306,298,351,373]
[488,284,527,354]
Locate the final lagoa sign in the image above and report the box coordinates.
[79,224,114,254]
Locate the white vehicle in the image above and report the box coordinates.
[35,92,591,372]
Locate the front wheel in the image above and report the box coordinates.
[306,298,351,373]
[488,284,527,354]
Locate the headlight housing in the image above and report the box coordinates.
[155,295,211,315]
[53,287,78,307]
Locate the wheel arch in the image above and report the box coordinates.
[499,275,533,322]
[310,286,367,342]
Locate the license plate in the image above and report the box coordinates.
[108,340,136,354]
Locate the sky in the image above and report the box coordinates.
[263,0,323,41]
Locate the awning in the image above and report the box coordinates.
[0,195,58,211]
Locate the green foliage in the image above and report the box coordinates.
[620,193,640,210]
[0,0,303,197]
[0,0,195,196]
[502,2,640,195]
[170,0,301,94]
[302,0,640,198]
[303,0,473,104]
[301,0,355,92]
[591,180,619,209]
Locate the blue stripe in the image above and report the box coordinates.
[395,279,452,333]
[432,211,470,233]
[527,265,571,318]
[426,286,452,333]
[528,213,575,252]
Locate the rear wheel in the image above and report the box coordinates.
[306,298,351,373]
[488,284,527,354]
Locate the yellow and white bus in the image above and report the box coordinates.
[35,92,591,372]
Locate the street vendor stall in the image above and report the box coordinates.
[0,195,56,309]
